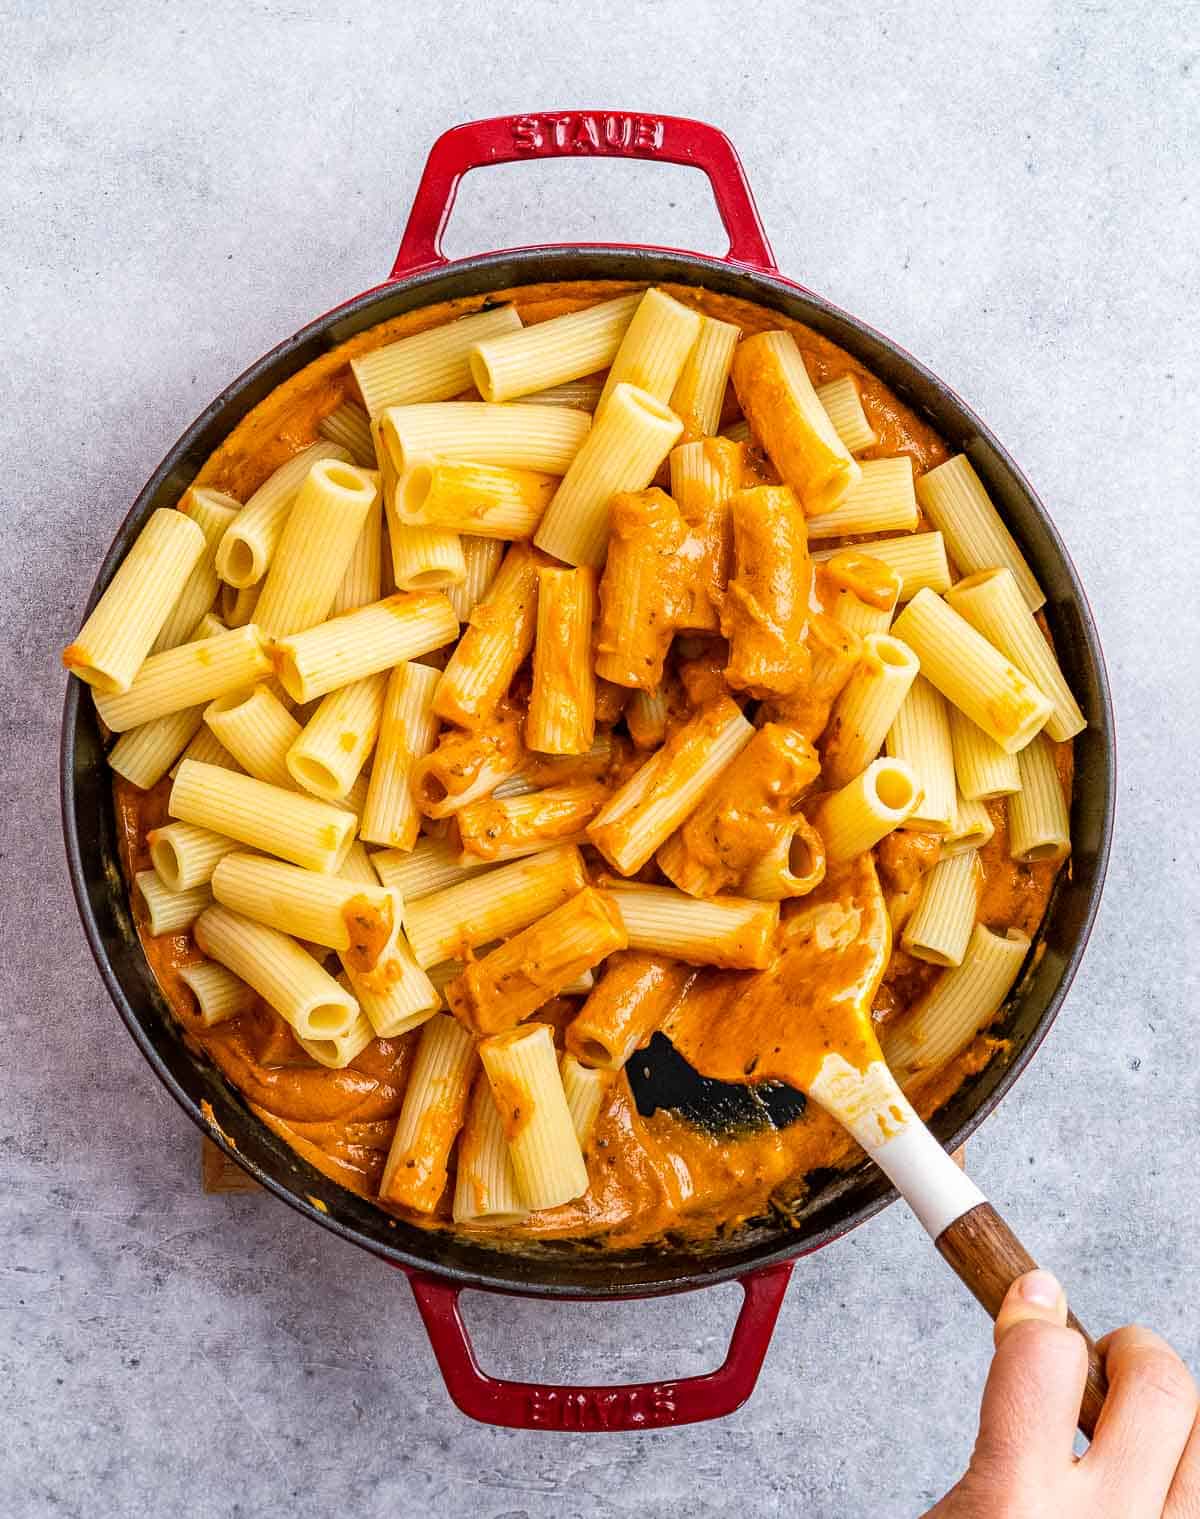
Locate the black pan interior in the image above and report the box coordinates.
[61,248,1114,1298]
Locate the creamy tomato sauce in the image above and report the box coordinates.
[114,280,1071,1248]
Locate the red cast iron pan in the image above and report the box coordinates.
[60,111,1114,1432]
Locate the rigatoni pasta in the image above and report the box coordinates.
[96,278,1084,1251]
[916,454,1044,610]
[890,590,1053,754]
[533,382,684,568]
[478,1022,588,1210]
[63,509,206,693]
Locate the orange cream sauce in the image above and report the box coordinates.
[117,279,1069,1248]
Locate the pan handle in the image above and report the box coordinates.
[401,1260,793,1430]
[390,111,776,278]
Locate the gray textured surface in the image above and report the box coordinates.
[3,3,1199,1515]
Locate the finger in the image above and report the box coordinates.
[1084,1325,1199,1512]
[1165,1413,1200,1518]
[971,1273,1087,1484]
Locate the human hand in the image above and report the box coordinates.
[925,1270,1200,1517]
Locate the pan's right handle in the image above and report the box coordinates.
[401,1260,793,1431]
[390,111,777,278]
[935,1201,1108,1439]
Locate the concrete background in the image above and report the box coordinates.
[3,2,1198,1514]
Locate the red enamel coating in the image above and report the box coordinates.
[401,1261,795,1430]
[390,110,777,277]
[387,111,787,1431]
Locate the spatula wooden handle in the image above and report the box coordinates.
[936,1202,1108,1439]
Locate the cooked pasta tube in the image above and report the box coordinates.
[341,940,439,1040]
[179,960,256,1028]
[810,532,952,602]
[413,710,525,818]
[597,287,702,408]
[805,457,918,538]
[220,580,262,628]
[813,756,923,864]
[945,569,1084,741]
[822,634,921,788]
[351,305,522,417]
[194,903,358,1039]
[947,705,1021,801]
[378,1014,478,1211]
[828,589,892,640]
[152,490,242,653]
[669,314,739,440]
[447,535,504,622]
[452,1075,528,1225]
[108,704,205,790]
[169,724,242,779]
[272,591,458,704]
[169,760,355,873]
[625,685,669,749]
[595,489,691,690]
[148,821,241,892]
[669,437,742,630]
[815,375,877,453]
[526,566,597,753]
[429,957,594,1003]
[901,851,981,967]
[317,399,376,466]
[380,402,589,476]
[885,676,957,833]
[478,1023,588,1210]
[387,521,466,593]
[564,952,692,1070]
[331,494,384,615]
[739,813,827,902]
[253,460,379,637]
[761,613,862,742]
[457,782,609,863]
[722,485,813,698]
[403,844,587,968]
[360,662,441,850]
[446,887,628,1035]
[286,672,387,802]
[656,723,821,898]
[371,835,493,900]
[559,1054,610,1147]
[205,683,301,790]
[882,924,1031,1082]
[135,869,211,936]
[214,441,351,588]
[297,999,376,1070]
[94,623,271,733]
[891,590,1052,754]
[533,383,684,568]
[512,379,604,411]
[469,292,641,402]
[916,454,1045,610]
[730,330,861,515]
[63,509,206,693]
[1009,735,1071,863]
[942,794,995,856]
[433,543,540,728]
[587,698,755,875]
[210,853,399,969]
[604,883,779,969]
[396,460,558,540]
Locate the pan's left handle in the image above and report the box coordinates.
[389,111,776,278]
[401,1261,793,1431]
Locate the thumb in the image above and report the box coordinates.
[994,1267,1068,1345]
[971,1270,1088,1483]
